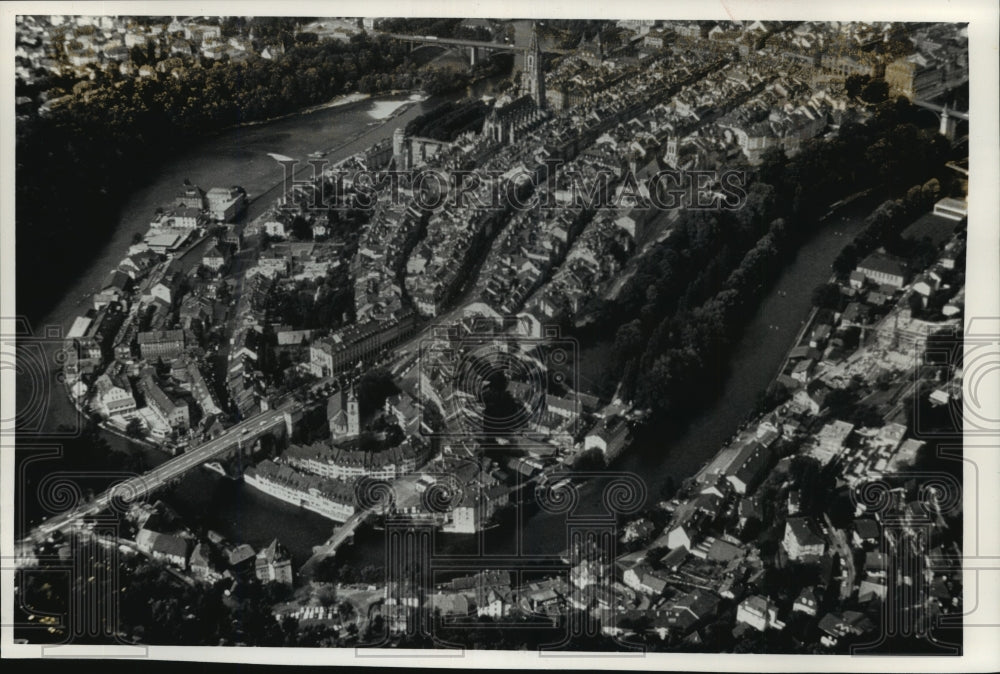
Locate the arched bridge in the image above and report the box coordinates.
[912,99,970,121]
[912,99,968,141]
[22,408,294,544]
[383,32,569,65]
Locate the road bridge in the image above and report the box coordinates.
[299,508,373,576]
[22,407,294,544]
[912,99,969,141]
[383,31,570,65]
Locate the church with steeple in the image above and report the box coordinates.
[523,22,546,108]
[481,22,548,144]
[328,387,360,440]
[577,30,605,67]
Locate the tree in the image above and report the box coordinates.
[126,417,147,439]
[832,242,859,277]
[613,319,644,366]
[290,215,313,241]
[811,283,843,311]
[844,74,870,100]
[861,79,889,104]
[355,368,400,417]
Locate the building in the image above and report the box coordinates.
[243,460,357,522]
[523,23,546,108]
[812,420,854,465]
[853,519,881,547]
[873,423,907,452]
[119,250,159,279]
[283,440,426,483]
[664,589,721,635]
[189,542,218,580]
[227,544,257,570]
[152,206,203,230]
[665,513,699,551]
[136,528,190,568]
[933,197,967,221]
[622,564,669,597]
[255,539,294,586]
[308,314,417,378]
[174,183,206,210]
[205,186,247,222]
[202,243,230,271]
[643,29,670,50]
[254,248,290,278]
[327,388,360,439]
[444,483,510,534]
[820,52,882,78]
[736,594,783,631]
[68,317,94,342]
[856,253,907,289]
[431,593,470,617]
[139,375,190,431]
[818,611,875,647]
[482,96,546,145]
[724,440,771,495]
[145,230,190,254]
[793,587,819,616]
[137,329,185,360]
[782,517,826,562]
[583,417,630,461]
[883,52,965,100]
[174,356,222,417]
[94,374,137,417]
[576,30,604,66]
[614,207,653,240]
[384,391,427,435]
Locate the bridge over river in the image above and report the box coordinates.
[298,508,374,577]
[381,31,570,65]
[21,407,293,544]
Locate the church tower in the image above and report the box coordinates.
[665,136,679,168]
[347,387,360,436]
[392,127,410,171]
[524,23,546,108]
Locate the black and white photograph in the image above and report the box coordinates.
[2,1,998,668]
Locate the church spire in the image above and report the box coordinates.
[529,20,540,53]
[525,22,546,108]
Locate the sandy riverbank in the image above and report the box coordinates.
[234,92,373,130]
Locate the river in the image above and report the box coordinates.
[19,87,484,559]
[334,198,875,568]
[21,86,872,570]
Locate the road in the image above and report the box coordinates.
[380,32,571,56]
[299,508,372,576]
[25,408,291,543]
[382,33,524,52]
[824,512,857,601]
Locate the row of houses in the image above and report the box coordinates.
[135,524,292,586]
[283,440,428,482]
